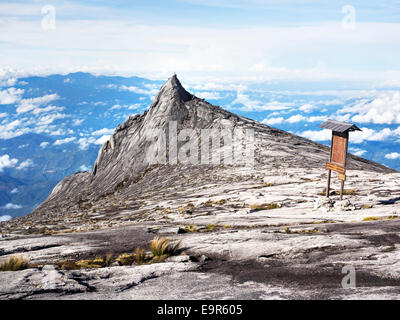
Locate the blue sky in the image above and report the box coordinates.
[0,0,399,84]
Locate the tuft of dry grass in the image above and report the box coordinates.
[201,199,213,207]
[58,260,80,270]
[363,215,399,222]
[0,255,30,272]
[213,199,226,205]
[117,253,135,266]
[134,248,146,265]
[362,204,373,209]
[250,202,280,211]
[283,226,292,234]
[184,225,199,232]
[150,236,181,261]
[104,253,113,267]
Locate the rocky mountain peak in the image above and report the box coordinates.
[145,74,194,126]
[160,74,193,102]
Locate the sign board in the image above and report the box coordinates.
[325,162,346,174]
[331,132,348,166]
[319,119,361,200]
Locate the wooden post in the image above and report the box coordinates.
[326,170,332,197]
[326,134,334,197]
[340,131,349,201]
[339,180,344,200]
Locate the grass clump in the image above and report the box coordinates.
[117,253,135,266]
[104,253,113,267]
[313,220,335,224]
[134,248,147,265]
[57,260,80,270]
[250,202,280,212]
[186,202,195,209]
[362,204,373,209]
[363,215,399,222]
[151,236,182,262]
[201,200,213,207]
[76,257,104,269]
[203,224,217,232]
[0,255,30,272]
[283,226,292,234]
[58,253,114,270]
[184,225,199,232]
[213,199,226,205]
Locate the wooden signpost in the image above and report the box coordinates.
[319,120,361,200]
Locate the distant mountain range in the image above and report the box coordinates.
[0,72,163,218]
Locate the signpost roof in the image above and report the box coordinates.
[319,119,361,133]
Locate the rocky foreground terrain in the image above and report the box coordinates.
[1,76,399,299]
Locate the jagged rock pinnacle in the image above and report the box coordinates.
[157,74,193,103]
[145,75,193,124]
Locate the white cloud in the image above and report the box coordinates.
[110,104,141,110]
[76,137,96,150]
[349,147,367,157]
[16,159,34,170]
[385,152,400,160]
[351,127,394,143]
[191,82,244,91]
[73,118,85,126]
[92,128,114,136]
[262,117,284,125]
[0,154,18,172]
[16,93,59,114]
[0,112,7,118]
[299,104,316,113]
[40,142,49,148]
[0,215,12,221]
[38,112,68,125]
[308,115,329,122]
[338,92,400,124]
[0,77,17,87]
[0,119,29,139]
[120,85,158,97]
[2,203,22,210]
[0,87,24,104]
[10,188,18,194]
[299,129,332,141]
[95,135,111,145]
[299,127,400,144]
[0,16,399,84]
[262,114,327,125]
[286,114,307,123]
[195,91,224,100]
[31,105,65,115]
[232,91,292,111]
[54,137,76,145]
[79,164,91,171]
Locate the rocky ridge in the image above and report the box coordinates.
[4,74,394,234]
